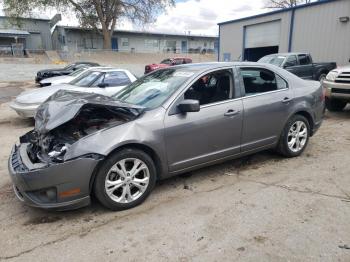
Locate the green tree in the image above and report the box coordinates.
[265,0,313,8]
[1,0,174,49]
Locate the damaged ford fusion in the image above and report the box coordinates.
[9,63,324,211]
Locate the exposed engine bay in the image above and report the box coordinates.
[19,90,145,164]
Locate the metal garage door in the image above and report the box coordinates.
[245,20,281,48]
[27,33,43,50]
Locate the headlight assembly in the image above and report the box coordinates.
[326,71,338,82]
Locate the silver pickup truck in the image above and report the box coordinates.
[323,65,350,111]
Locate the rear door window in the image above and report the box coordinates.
[103,71,131,86]
[240,68,287,96]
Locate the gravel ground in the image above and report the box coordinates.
[0,82,350,261]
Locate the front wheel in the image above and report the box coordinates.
[325,98,347,112]
[94,148,157,211]
[318,73,327,83]
[277,115,310,157]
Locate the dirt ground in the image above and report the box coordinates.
[0,82,350,262]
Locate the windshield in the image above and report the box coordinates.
[258,55,286,67]
[113,68,194,109]
[160,59,172,65]
[69,67,87,77]
[69,71,102,87]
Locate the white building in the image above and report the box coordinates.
[53,26,218,54]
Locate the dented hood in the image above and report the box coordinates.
[35,90,145,134]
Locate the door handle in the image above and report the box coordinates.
[282,97,293,103]
[224,109,240,117]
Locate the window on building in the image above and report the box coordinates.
[145,39,159,49]
[240,68,288,96]
[121,38,129,47]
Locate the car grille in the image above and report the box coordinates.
[11,146,28,173]
[335,72,350,84]
[333,88,350,94]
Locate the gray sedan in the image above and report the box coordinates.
[8,62,325,211]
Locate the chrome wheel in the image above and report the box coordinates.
[287,121,308,153]
[105,158,150,204]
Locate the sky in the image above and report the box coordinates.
[1,0,271,36]
[53,0,269,36]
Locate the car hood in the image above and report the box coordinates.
[35,90,145,134]
[334,65,350,73]
[38,68,68,74]
[40,75,74,84]
[16,84,77,104]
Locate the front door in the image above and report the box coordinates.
[164,68,243,173]
[181,41,187,53]
[239,67,294,151]
[111,38,118,51]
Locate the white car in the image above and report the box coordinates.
[10,68,137,118]
[39,66,115,87]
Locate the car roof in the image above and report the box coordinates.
[88,67,130,73]
[172,62,276,71]
[263,53,309,57]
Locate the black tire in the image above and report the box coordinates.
[325,97,347,112]
[318,73,327,83]
[94,148,157,211]
[277,115,310,158]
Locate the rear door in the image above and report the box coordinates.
[239,66,294,152]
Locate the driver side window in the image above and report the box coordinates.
[184,69,233,106]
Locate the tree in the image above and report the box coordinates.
[1,0,174,49]
[265,0,313,8]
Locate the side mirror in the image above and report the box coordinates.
[178,99,200,113]
[98,83,108,88]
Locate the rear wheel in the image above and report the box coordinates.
[277,115,310,157]
[325,98,347,112]
[94,148,157,211]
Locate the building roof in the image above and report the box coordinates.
[218,0,339,26]
[58,26,218,39]
[0,10,50,21]
[0,29,30,37]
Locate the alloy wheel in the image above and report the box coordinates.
[105,158,150,203]
[287,121,308,153]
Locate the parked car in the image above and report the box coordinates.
[144,57,192,74]
[35,62,100,83]
[39,66,114,87]
[8,62,324,211]
[323,65,350,111]
[258,53,336,82]
[11,68,137,118]
[39,66,89,87]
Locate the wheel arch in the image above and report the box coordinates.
[89,143,163,193]
[293,110,315,136]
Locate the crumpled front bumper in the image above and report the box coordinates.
[8,143,103,211]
